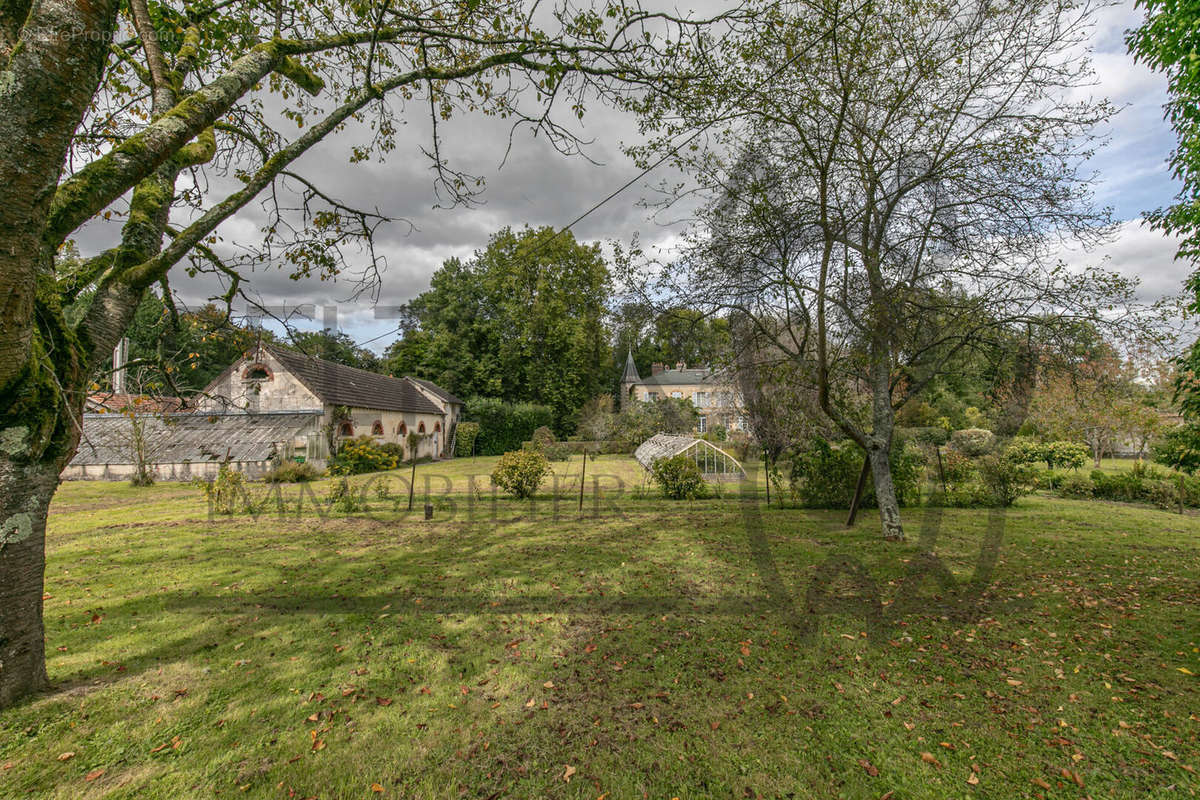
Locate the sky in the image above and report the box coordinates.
[76,0,1188,353]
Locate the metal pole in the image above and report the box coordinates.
[578,448,587,514]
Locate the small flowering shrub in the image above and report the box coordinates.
[331,435,400,475]
[490,449,550,499]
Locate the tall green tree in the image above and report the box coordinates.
[632,0,1140,540]
[0,0,725,707]
[290,329,380,372]
[1129,1,1200,422]
[385,227,612,428]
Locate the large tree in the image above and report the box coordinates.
[384,226,612,427]
[0,0,726,707]
[629,0,1143,540]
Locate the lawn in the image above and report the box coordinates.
[1,455,1197,799]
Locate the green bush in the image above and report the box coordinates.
[650,454,709,500]
[523,425,571,461]
[490,449,550,499]
[328,478,368,512]
[263,461,322,483]
[976,454,1037,507]
[1004,437,1042,465]
[1041,441,1089,470]
[194,463,247,515]
[1058,472,1095,498]
[453,421,481,457]
[466,397,555,456]
[786,439,923,508]
[1152,424,1200,474]
[900,426,950,447]
[950,428,996,456]
[330,436,400,475]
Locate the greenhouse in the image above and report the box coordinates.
[634,433,747,481]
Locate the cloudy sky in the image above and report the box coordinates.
[77,0,1187,352]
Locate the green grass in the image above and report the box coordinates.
[1,455,1198,799]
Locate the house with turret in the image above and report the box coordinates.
[619,351,747,434]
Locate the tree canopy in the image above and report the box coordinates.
[383,227,612,427]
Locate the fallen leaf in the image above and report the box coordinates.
[543,681,555,689]
[563,764,576,782]
[710,721,720,730]
[371,783,384,793]
[85,768,105,782]
[1178,667,1194,676]
[1,762,12,771]
[312,739,326,752]
[57,752,75,762]
[376,697,392,707]
[524,698,536,708]
[858,758,879,777]
[966,772,979,786]
[920,752,941,769]
[1032,777,1051,789]
[1006,678,1023,686]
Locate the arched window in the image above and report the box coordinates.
[338,422,354,437]
[417,421,426,434]
[397,422,408,436]
[371,420,384,436]
[434,421,442,432]
[242,364,272,381]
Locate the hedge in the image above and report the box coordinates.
[464,397,555,456]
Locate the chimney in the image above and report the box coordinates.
[651,362,665,376]
[112,337,129,395]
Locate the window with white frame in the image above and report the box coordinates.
[698,415,707,433]
[671,391,682,399]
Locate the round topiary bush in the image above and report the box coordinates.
[490,449,550,499]
[650,454,708,500]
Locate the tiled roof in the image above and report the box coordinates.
[267,345,443,415]
[406,377,463,406]
[69,410,321,466]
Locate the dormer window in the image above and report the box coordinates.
[418,422,426,434]
[371,421,384,436]
[398,422,408,436]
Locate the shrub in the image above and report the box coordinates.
[378,442,405,460]
[1152,424,1200,474]
[900,426,950,447]
[195,463,248,515]
[1005,437,1042,465]
[1058,472,1095,498]
[523,426,571,461]
[328,478,368,512]
[453,421,481,457]
[650,454,708,500]
[976,454,1037,507]
[786,439,923,508]
[490,449,550,499]
[466,397,555,456]
[330,436,400,475]
[263,461,322,483]
[950,428,995,456]
[1041,441,1089,470]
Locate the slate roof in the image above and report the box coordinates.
[266,345,443,415]
[620,350,641,383]
[69,410,321,466]
[407,376,463,406]
[636,368,719,387]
